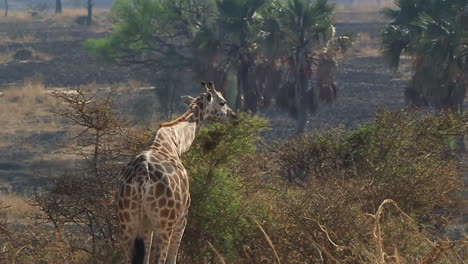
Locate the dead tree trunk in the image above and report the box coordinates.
[4,0,8,17]
[87,0,92,25]
[55,0,62,14]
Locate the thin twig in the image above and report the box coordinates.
[254,218,281,264]
[207,241,226,264]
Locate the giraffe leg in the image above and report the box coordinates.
[150,222,175,264]
[144,211,176,264]
[166,212,188,264]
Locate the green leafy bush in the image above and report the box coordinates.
[181,113,269,263]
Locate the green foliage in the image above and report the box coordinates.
[85,0,181,66]
[258,0,349,132]
[181,113,269,262]
[216,0,269,44]
[86,0,349,131]
[85,0,210,116]
[186,113,268,165]
[279,0,335,45]
[381,0,468,109]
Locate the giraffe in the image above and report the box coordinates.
[116,81,237,264]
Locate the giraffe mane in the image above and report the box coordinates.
[159,103,197,128]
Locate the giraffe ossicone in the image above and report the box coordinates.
[116,81,237,264]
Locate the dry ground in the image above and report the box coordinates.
[0,9,130,87]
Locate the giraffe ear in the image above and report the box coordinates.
[201,81,209,92]
[207,81,216,92]
[181,95,195,105]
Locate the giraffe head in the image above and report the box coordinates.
[182,81,237,122]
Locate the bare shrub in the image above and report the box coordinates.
[272,109,464,217]
[29,89,130,263]
[262,108,467,263]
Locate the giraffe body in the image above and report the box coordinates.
[116,82,236,264]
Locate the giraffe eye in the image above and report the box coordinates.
[219,102,226,106]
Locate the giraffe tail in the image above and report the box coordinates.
[132,237,145,264]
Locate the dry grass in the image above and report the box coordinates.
[0,194,35,221]
[335,0,395,23]
[0,82,129,134]
[336,0,395,13]
[1,11,33,21]
[59,8,108,18]
[0,83,136,160]
[2,8,109,20]
[357,46,381,57]
[358,32,373,44]
[0,34,39,45]
[1,8,110,30]
[0,52,12,63]
[52,8,111,28]
[0,49,52,63]
[350,33,382,57]
[369,199,468,264]
[2,81,47,104]
[0,81,60,132]
[32,50,52,61]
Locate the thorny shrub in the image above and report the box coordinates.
[264,109,467,263]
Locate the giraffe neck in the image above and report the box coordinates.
[150,107,202,157]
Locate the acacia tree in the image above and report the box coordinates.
[56,0,62,14]
[382,0,468,111]
[86,0,210,117]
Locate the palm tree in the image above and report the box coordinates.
[56,0,62,14]
[382,0,468,111]
[216,0,270,112]
[87,0,93,25]
[190,1,230,95]
[192,27,230,96]
[261,0,338,133]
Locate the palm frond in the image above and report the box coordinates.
[382,25,411,69]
